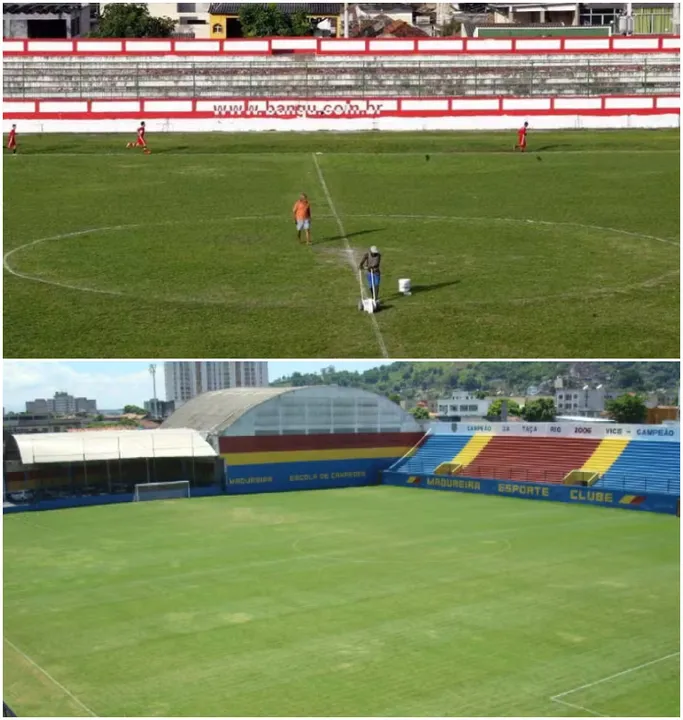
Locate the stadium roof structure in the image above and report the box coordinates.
[161,387,295,436]
[13,429,216,465]
[209,3,344,15]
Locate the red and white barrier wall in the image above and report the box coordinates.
[2,34,680,56]
[3,95,679,133]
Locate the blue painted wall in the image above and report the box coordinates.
[225,458,387,494]
[382,471,679,515]
[3,485,222,514]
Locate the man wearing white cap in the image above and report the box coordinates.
[359,245,382,301]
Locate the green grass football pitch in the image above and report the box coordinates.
[3,130,679,358]
[3,487,679,717]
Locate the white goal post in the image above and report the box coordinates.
[133,480,190,502]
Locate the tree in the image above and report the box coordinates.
[411,406,430,420]
[91,3,176,38]
[605,394,647,424]
[387,393,402,406]
[123,404,146,415]
[289,10,313,36]
[119,417,141,427]
[458,369,481,391]
[439,19,462,37]
[239,4,311,38]
[521,398,556,422]
[616,367,646,391]
[486,398,521,420]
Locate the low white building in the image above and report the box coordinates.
[437,391,491,419]
[555,384,615,418]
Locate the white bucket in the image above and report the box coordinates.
[399,278,412,295]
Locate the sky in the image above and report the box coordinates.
[2,360,386,412]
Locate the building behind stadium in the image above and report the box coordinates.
[4,386,423,510]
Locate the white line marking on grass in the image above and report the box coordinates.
[3,636,98,717]
[4,214,676,309]
[552,697,607,717]
[4,226,135,297]
[552,651,680,698]
[312,152,389,358]
[550,651,680,717]
[352,214,679,247]
[3,215,331,305]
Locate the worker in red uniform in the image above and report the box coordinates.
[6,124,17,154]
[126,121,150,154]
[514,121,529,152]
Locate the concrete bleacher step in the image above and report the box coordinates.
[5,53,678,101]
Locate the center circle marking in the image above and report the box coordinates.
[4,214,677,307]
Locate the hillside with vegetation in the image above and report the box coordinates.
[271,362,678,404]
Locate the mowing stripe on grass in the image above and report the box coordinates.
[10,150,680,158]
[3,636,98,717]
[312,151,389,358]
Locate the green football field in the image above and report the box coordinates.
[3,487,679,717]
[3,130,679,358]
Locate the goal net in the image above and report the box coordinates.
[133,480,190,502]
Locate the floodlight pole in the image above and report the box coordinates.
[149,363,158,419]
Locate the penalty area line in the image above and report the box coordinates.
[312,152,389,359]
[3,636,98,716]
[551,697,607,717]
[549,651,679,717]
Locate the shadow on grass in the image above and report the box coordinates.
[533,145,568,152]
[375,279,461,311]
[319,228,386,244]
[408,279,461,295]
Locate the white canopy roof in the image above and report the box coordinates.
[13,429,217,465]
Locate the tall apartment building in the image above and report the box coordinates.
[25,392,97,415]
[143,399,176,419]
[164,362,268,407]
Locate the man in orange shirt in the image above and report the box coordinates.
[292,193,312,246]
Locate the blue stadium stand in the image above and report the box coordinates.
[596,441,680,495]
[391,434,471,475]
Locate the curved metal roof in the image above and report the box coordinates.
[13,429,216,465]
[161,387,297,436]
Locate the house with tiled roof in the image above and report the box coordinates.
[208,3,344,38]
[3,2,95,38]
